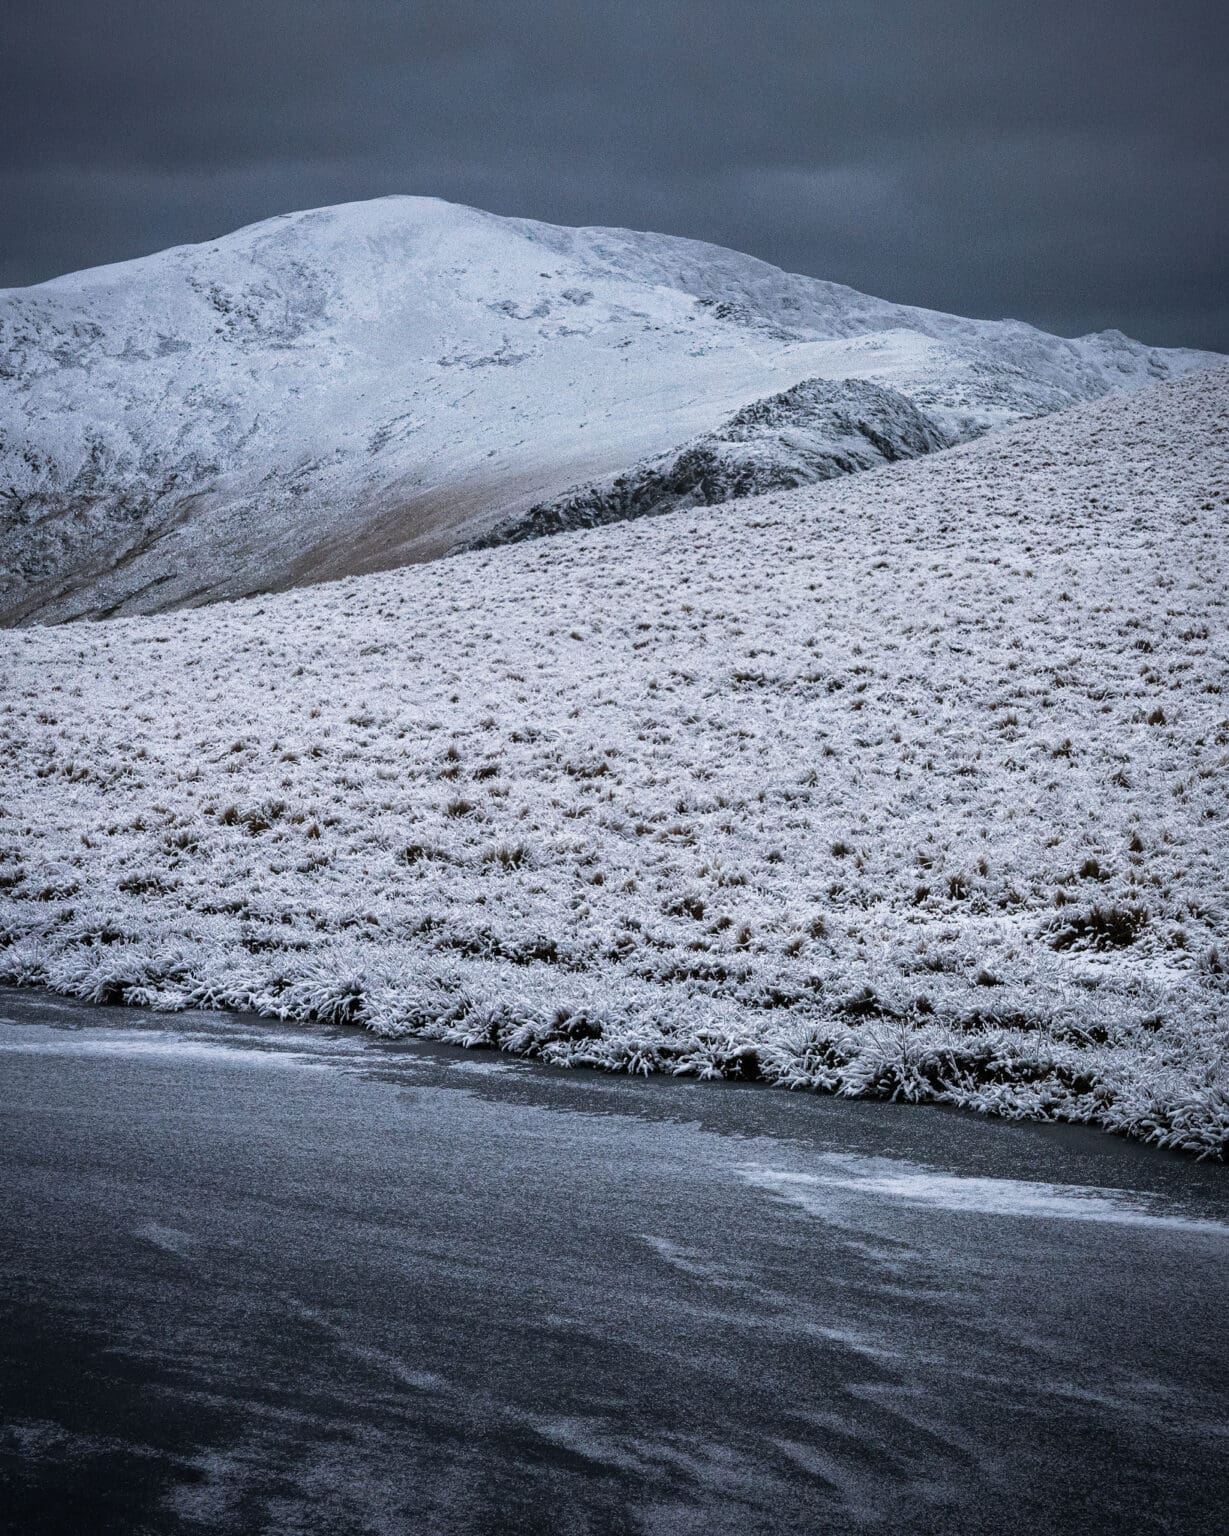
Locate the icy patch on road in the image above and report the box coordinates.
[740,1160,1229,1234]
[0,1022,341,1073]
[135,1223,196,1257]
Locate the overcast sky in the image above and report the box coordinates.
[4,1,1226,348]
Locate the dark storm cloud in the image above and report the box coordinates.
[3,1,1226,347]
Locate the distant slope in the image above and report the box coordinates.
[466,376,952,548]
[0,196,1218,625]
[2,370,1226,1152]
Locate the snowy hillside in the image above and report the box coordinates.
[0,196,1217,624]
[1,369,1226,1154]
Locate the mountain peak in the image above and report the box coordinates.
[0,198,1219,624]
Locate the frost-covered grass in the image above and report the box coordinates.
[2,371,1227,1155]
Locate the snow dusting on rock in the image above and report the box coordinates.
[466,377,952,548]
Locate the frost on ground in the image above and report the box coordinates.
[1,371,1227,1155]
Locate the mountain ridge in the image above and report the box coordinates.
[1,195,1218,624]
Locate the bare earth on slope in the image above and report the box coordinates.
[1,371,1226,1154]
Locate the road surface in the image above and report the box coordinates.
[1,986,1226,1534]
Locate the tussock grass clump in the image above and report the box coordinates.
[1048,903,1150,952]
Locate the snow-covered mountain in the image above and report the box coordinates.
[0,196,1217,624]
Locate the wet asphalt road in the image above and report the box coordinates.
[1,985,1226,1536]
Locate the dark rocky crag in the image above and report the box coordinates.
[465,378,950,549]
